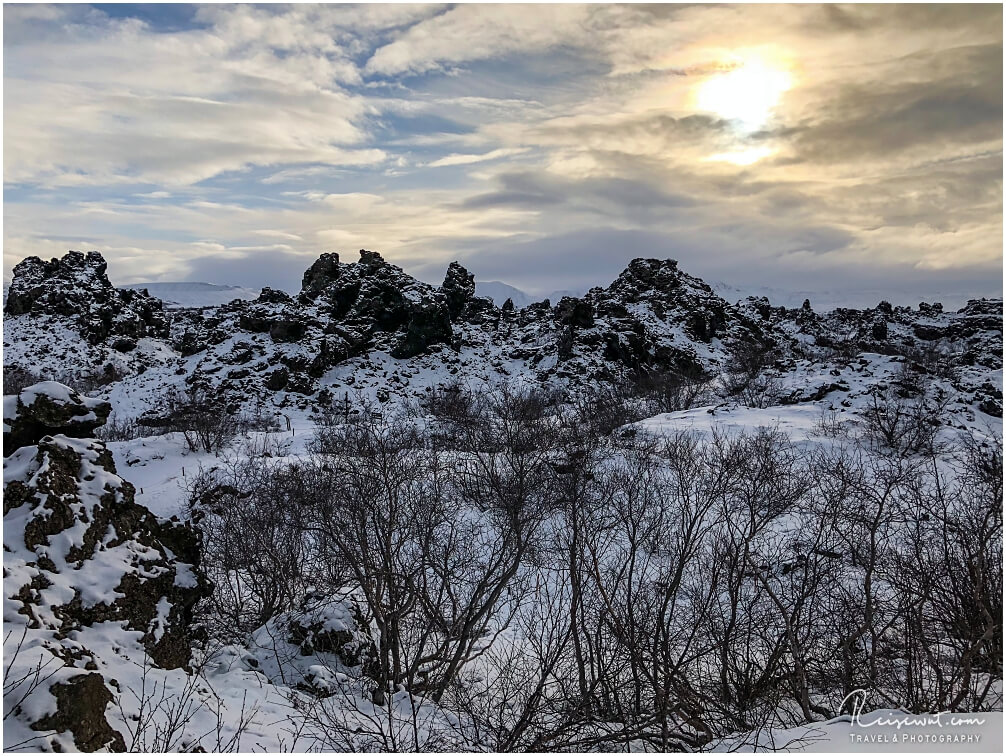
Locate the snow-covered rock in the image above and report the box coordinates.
[4,381,111,454]
[5,251,168,348]
[3,250,1002,426]
[3,382,207,750]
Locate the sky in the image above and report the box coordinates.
[3,3,1003,301]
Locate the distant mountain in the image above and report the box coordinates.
[120,281,260,309]
[475,280,587,308]
[708,280,981,312]
[474,281,535,308]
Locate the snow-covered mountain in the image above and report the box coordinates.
[709,279,986,312]
[475,280,588,309]
[474,280,536,308]
[121,281,260,309]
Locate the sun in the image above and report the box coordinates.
[694,55,793,131]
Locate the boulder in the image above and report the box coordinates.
[4,381,111,455]
[30,673,125,752]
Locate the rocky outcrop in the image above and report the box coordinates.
[300,252,342,298]
[147,250,462,399]
[440,261,480,322]
[29,673,126,752]
[4,381,111,455]
[3,382,207,750]
[3,250,1001,414]
[5,251,168,345]
[574,258,777,378]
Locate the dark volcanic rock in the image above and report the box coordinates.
[258,287,294,305]
[4,381,111,455]
[441,261,477,321]
[5,433,207,669]
[30,673,125,752]
[5,249,1001,412]
[391,295,454,358]
[5,250,168,345]
[5,411,207,750]
[555,297,594,328]
[300,252,341,299]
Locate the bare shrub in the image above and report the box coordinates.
[889,432,1002,711]
[3,365,43,396]
[115,652,261,752]
[186,455,316,641]
[633,367,714,414]
[570,384,645,437]
[95,411,143,442]
[722,344,784,408]
[184,380,1002,748]
[811,406,850,438]
[860,386,951,455]
[568,369,714,438]
[159,385,240,453]
[417,381,479,424]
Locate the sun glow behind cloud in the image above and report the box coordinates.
[693,54,793,131]
[2,4,1002,300]
[703,146,776,166]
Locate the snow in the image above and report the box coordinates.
[6,403,1003,752]
[4,258,1002,752]
[633,402,831,443]
[3,394,17,431]
[19,380,78,406]
[713,709,1003,752]
[120,282,260,309]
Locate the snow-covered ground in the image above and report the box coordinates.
[90,403,1005,753]
[713,709,1002,752]
[4,252,1001,752]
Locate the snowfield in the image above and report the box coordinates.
[4,251,1002,752]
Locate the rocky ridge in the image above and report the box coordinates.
[3,249,1002,421]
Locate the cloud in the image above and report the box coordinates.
[3,5,386,188]
[427,147,530,167]
[782,43,1002,165]
[178,246,317,292]
[2,3,1001,304]
[432,220,856,297]
[364,5,596,76]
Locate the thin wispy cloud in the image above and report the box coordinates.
[3,3,1001,302]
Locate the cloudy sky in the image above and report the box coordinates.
[3,3,1002,301]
